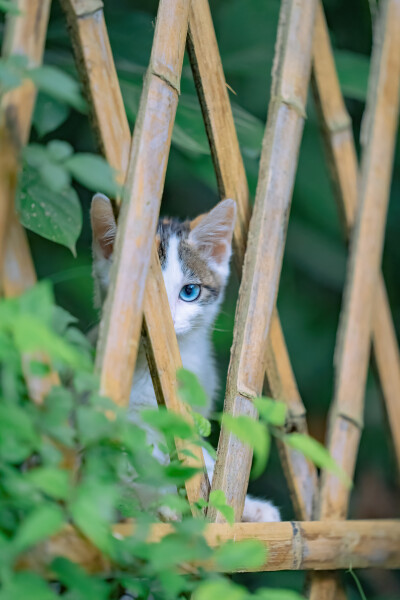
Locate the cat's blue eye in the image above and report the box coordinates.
[179,284,201,302]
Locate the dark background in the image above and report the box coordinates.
[3,1,400,597]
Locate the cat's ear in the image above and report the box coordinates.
[189,198,236,266]
[90,193,117,259]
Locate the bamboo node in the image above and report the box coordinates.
[67,0,104,17]
[325,114,352,135]
[336,410,364,431]
[151,69,181,96]
[271,93,307,119]
[237,386,256,401]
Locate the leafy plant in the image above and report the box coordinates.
[16,140,120,255]
[0,284,310,599]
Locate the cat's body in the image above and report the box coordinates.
[91,194,280,522]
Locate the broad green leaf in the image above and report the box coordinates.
[149,533,210,570]
[177,367,209,408]
[164,462,200,485]
[140,407,194,439]
[283,433,352,488]
[193,579,248,600]
[214,539,267,571]
[209,490,234,525]
[222,414,270,478]
[0,404,39,446]
[17,166,82,255]
[254,590,306,600]
[52,304,78,336]
[22,143,49,168]
[13,504,65,553]
[192,411,211,437]
[29,65,87,112]
[39,162,71,192]
[254,397,287,426]
[334,49,370,102]
[26,467,70,500]
[33,94,70,137]
[47,139,74,162]
[69,481,118,553]
[13,313,89,369]
[65,153,120,197]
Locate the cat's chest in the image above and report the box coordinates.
[129,334,217,418]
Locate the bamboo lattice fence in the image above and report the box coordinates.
[1,0,400,597]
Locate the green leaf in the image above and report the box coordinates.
[209,490,234,526]
[17,165,82,255]
[17,280,54,325]
[28,65,87,112]
[26,467,70,500]
[69,481,117,553]
[221,414,270,478]
[254,397,287,426]
[12,313,89,369]
[193,579,248,600]
[177,368,209,408]
[192,411,211,437]
[0,404,39,446]
[149,533,211,570]
[164,462,200,485]
[254,590,306,600]
[214,539,267,571]
[0,0,22,14]
[39,162,71,192]
[140,407,194,439]
[33,93,70,137]
[65,153,120,197]
[13,504,65,553]
[283,433,352,488]
[47,140,74,162]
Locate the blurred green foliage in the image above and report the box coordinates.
[0,0,399,598]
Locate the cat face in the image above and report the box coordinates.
[91,194,236,337]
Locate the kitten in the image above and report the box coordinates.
[91,193,280,523]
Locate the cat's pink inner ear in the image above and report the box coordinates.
[189,198,237,264]
[91,193,117,259]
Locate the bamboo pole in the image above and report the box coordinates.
[92,0,190,407]
[309,1,400,598]
[206,0,317,523]
[311,1,400,472]
[187,0,317,521]
[21,520,400,574]
[60,0,208,505]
